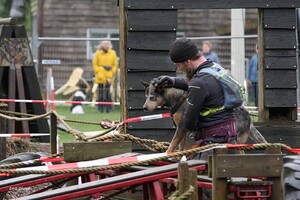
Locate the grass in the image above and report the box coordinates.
[55,105,121,143]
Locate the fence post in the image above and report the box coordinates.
[0,104,7,160]
[50,113,57,154]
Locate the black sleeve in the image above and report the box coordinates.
[173,77,189,91]
[182,77,208,131]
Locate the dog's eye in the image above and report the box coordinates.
[149,95,156,101]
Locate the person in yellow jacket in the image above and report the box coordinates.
[92,40,118,112]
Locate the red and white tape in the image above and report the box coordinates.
[12,152,170,172]
[0,133,50,138]
[0,99,120,106]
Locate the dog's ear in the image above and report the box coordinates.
[140,80,150,88]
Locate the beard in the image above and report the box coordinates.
[183,67,195,81]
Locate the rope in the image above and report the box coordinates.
[170,185,195,200]
[0,143,290,175]
[0,152,63,169]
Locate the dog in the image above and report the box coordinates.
[70,89,86,114]
[141,80,267,152]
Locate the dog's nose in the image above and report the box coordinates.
[143,105,148,111]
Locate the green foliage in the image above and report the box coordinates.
[0,0,32,35]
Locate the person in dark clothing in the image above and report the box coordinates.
[152,38,238,160]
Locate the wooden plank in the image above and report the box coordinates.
[127,50,175,71]
[264,89,297,107]
[265,56,297,69]
[128,90,146,109]
[124,0,300,9]
[127,31,176,50]
[0,25,13,38]
[264,9,296,29]
[22,66,50,141]
[265,49,296,57]
[256,123,300,148]
[264,29,296,49]
[8,65,15,133]
[15,64,29,134]
[63,141,132,162]
[128,109,174,129]
[265,69,297,88]
[215,154,283,178]
[128,10,177,31]
[128,71,176,90]
[13,25,27,38]
[119,0,128,123]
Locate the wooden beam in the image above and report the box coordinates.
[119,0,128,126]
[124,0,300,9]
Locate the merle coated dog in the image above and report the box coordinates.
[141,81,267,152]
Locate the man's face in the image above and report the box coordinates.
[175,61,194,80]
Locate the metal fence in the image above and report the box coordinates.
[32,35,257,101]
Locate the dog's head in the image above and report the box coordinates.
[141,80,167,112]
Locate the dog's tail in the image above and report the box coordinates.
[249,124,268,143]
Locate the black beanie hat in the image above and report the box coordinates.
[170,38,199,63]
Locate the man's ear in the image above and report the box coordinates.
[140,80,149,88]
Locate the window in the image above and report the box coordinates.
[86,29,119,60]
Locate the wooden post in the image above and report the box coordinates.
[189,169,198,200]
[178,161,190,195]
[212,148,228,200]
[50,113,57,154]
[265,146,283,200]
[0,104,7,160]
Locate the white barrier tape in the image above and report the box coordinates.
[0,133,50,137]
[0,99,120,106]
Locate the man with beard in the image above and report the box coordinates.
[151,38,238,160]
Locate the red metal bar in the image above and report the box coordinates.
[43,165,204,200]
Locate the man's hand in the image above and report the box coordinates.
[151,76,175,88]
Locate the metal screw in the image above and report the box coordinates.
[130,28,133,30]
[223,169,226,172]
[128,5,130,8]
[266,85,269,88]
[266,66,269,68]
[265,24,268,27]
[129,87,132,90]
[171,5,174,8]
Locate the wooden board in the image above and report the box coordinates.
[256,122,300,148]
[128,10,177,31]
[265,69,297,88]
[127,50,175,71]
[264,56,297,69]
[264,89,297,107]
[127,31,176,50]
[264,9,296,29]
[22,66,50,140]
[124,0,300,9]
[0,25,13,38]
[264,29,296,49]
[127,71,176,90]
[215,154,283,178]
[264,49,296,57]
[63,141,132,162]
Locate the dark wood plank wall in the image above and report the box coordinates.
[122,0,300,150]
[125,9,177,150]
[262,8,298,120]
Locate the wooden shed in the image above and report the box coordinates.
[119,0,300,150]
